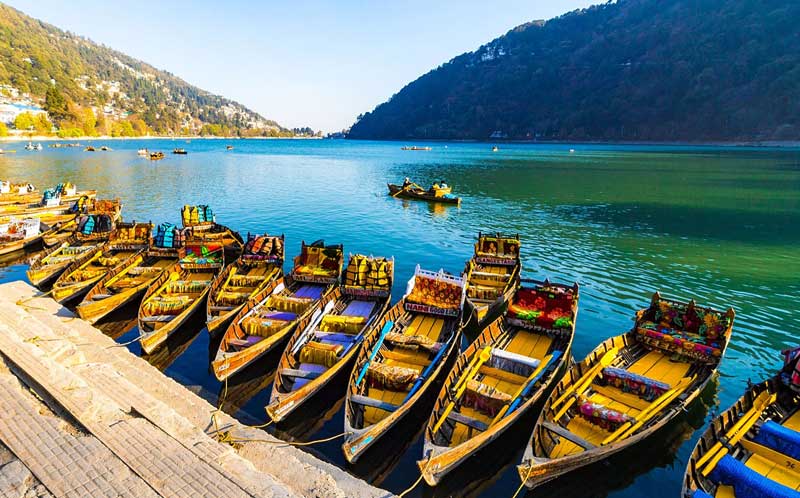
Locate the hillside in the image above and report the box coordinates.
[0,3,293,137]
[349,0,800,142]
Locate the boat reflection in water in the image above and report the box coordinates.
[141,310,206,372]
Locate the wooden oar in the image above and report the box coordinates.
[432,347,492,435]
[220,266,238,290]
[41,241,68,263]
[491,351,562,425]
[601,375,695,445]
[71,250,103,274]
[698,391,776,476]
[355,321,394,386]
[551,348,618,421]
[248,268,279,299]
[403,339,450,403]
[142,272,180,306]
[103,255,144,288]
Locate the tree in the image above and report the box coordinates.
[34,114,53,135]
[0,122,8,137]
[81,108,97,136]
[44,85,68,123]
[13,112,34,130]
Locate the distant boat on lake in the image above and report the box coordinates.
[137,148,148,156]
[226,145,234,150]
[401,146,432,151]
[173,148,187,155]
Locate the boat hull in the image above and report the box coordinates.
[77,285,146,324]
[387,184,461,205]
[140,289,209,354]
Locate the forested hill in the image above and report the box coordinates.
[0,3,291,136]
[349,0,800,142]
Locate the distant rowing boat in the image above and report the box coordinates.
[401,146,431,151]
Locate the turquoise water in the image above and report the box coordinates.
[1,139,798,497]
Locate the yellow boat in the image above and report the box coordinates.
[212,240,343,381]
[138,243,225,354]
[267,253,394,423]
[206,233,285,336]
[50,222,152,304]
[342,266,467,463]
[517,292,735,490]
[0,218,52,257]
[181,204,243,261]
[42,199,122,248]
[463,232,521,332]
[420,279,578,485]
[683,348,800,498]
[77,237,182,324]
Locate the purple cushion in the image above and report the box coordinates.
[342,300,375,318]
[291,363,328,390]
[264,311,297,321]
[294,285,324,300]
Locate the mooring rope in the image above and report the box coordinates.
[397,455,432,498]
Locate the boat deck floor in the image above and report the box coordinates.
[363,315,444,425]
[550,349,691,458]
[449,330,553,446]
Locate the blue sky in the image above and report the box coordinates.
[6,0,595,132]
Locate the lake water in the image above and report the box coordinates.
[1,138,798,497]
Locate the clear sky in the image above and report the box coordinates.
[5,0,596,132]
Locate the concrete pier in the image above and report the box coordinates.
[0,281,392,498]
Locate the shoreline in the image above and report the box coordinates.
[0,135,322,142]
[346,137,800,148]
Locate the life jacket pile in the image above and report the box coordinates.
[343,255,391,291]
[181,205,213,226]
[154,222,183,249]
[244,234,283,259]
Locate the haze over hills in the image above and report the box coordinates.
[349,0,800,142]
[0,3,300,137]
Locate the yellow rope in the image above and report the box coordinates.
[218,431,351,447]
[397,455,431,498]
[510,464,534,498]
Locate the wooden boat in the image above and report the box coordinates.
[387,183,461,205]
[0,218,52,257]
[401,146,432,151]
[0,184,88,218]
[26,215,116,288]
[181,204,244,261]
[137,148,148,156]
[138,243,225,353]
[42,201,123,248]
[172,148,187,155]
[0,183,94,207]
[267,253,394,423]
[212,240,343,381]
[420,279,578,485]
[206,233,285,336]
[149,152,165,160]
[226,145,234,150]
[76,228,184,324]
[85,146,96,152]
[683,349,800,498]
[463,232,521,331]
[342,266,467,463]
[50,222,152,304]
[517,292,735,490]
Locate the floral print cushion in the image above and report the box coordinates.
[508,288,574,329]
[601,366,670,401]
[637,322,723,362]
[578,399,634,431]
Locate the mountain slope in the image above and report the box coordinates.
[349,0,800,142]
[0,3,288,136]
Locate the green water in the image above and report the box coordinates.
[0,139,798,497]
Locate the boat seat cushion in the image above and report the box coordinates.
[341,300,376,318]
[753,420,800,461]
[299,341,343,368]
[407,275,462,311]
[291,362,328,390]
[367,363,418,391]
[600,366,671,401]
[319,314,366,334]
[637,321,723,362]
[709,454,798,498]
[487,348,541,377]
[577,399,634,431]
[385,332,440,353]
[507,287,575,330]
[293,285,324,300]
[462,379,513,417]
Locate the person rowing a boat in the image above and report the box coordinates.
[402,177,412,189]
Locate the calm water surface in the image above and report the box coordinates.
[1,139,799,497]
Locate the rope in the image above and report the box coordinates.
[397,455,431,498]
[510,464,534,498]
[217,431,351,447]
[15,289,53,311]
[108,334,145,348]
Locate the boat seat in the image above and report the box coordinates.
[541,421,597,450]
[288,363,327,390]
[140,315,177,322]
[710,454,799,498]
[599,366,671,401]
[637,321,723,362]
[210,305,236,312]
[350,394,398,413]
[447,410,488,432]
[577,398,635,431]
[91,293,112,300]
[754,420,800,461]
